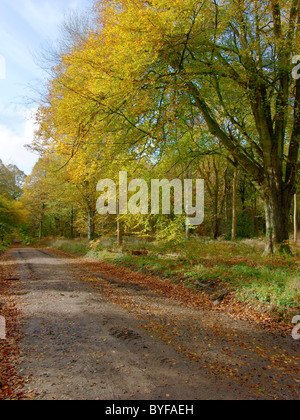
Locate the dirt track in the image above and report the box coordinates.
[3,247,300,400]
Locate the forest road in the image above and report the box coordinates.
[7,247,300,400]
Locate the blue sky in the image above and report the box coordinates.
[0,0,91,174]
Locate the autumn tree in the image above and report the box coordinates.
[0,161,27,243]
[0,160,26,200]
[91,0,299,253]
[21,156,78,240]
[35,0,299,253]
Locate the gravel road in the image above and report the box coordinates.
[6,247,300,400]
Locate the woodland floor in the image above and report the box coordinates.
[0,247,299,400]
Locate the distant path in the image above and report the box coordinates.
[7,248,300,400]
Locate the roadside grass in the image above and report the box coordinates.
[50,239,90,256]
[48,237,300,321]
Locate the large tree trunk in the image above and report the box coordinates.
[263,182,292,255]
[187,58,299,255]
[270,195,290,251]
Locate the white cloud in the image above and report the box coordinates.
[0,0,92,174]
[0,104,30,132]
[0,111,39,174]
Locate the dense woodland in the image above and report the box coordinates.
[1,1,300,403]
[0,160,27,247]
[1,0,300,254]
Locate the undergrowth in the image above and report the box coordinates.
[48,237,300,321]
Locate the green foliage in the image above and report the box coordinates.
[0,160,26,200]
[51,239,90,255]
[0,161,28,244]
[155,215,187,243]
[233,266,300,310]
[29,0,300,252]
[45,236,299,319]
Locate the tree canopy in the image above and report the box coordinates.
[27,0,300,252]
[0,161,27,245]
